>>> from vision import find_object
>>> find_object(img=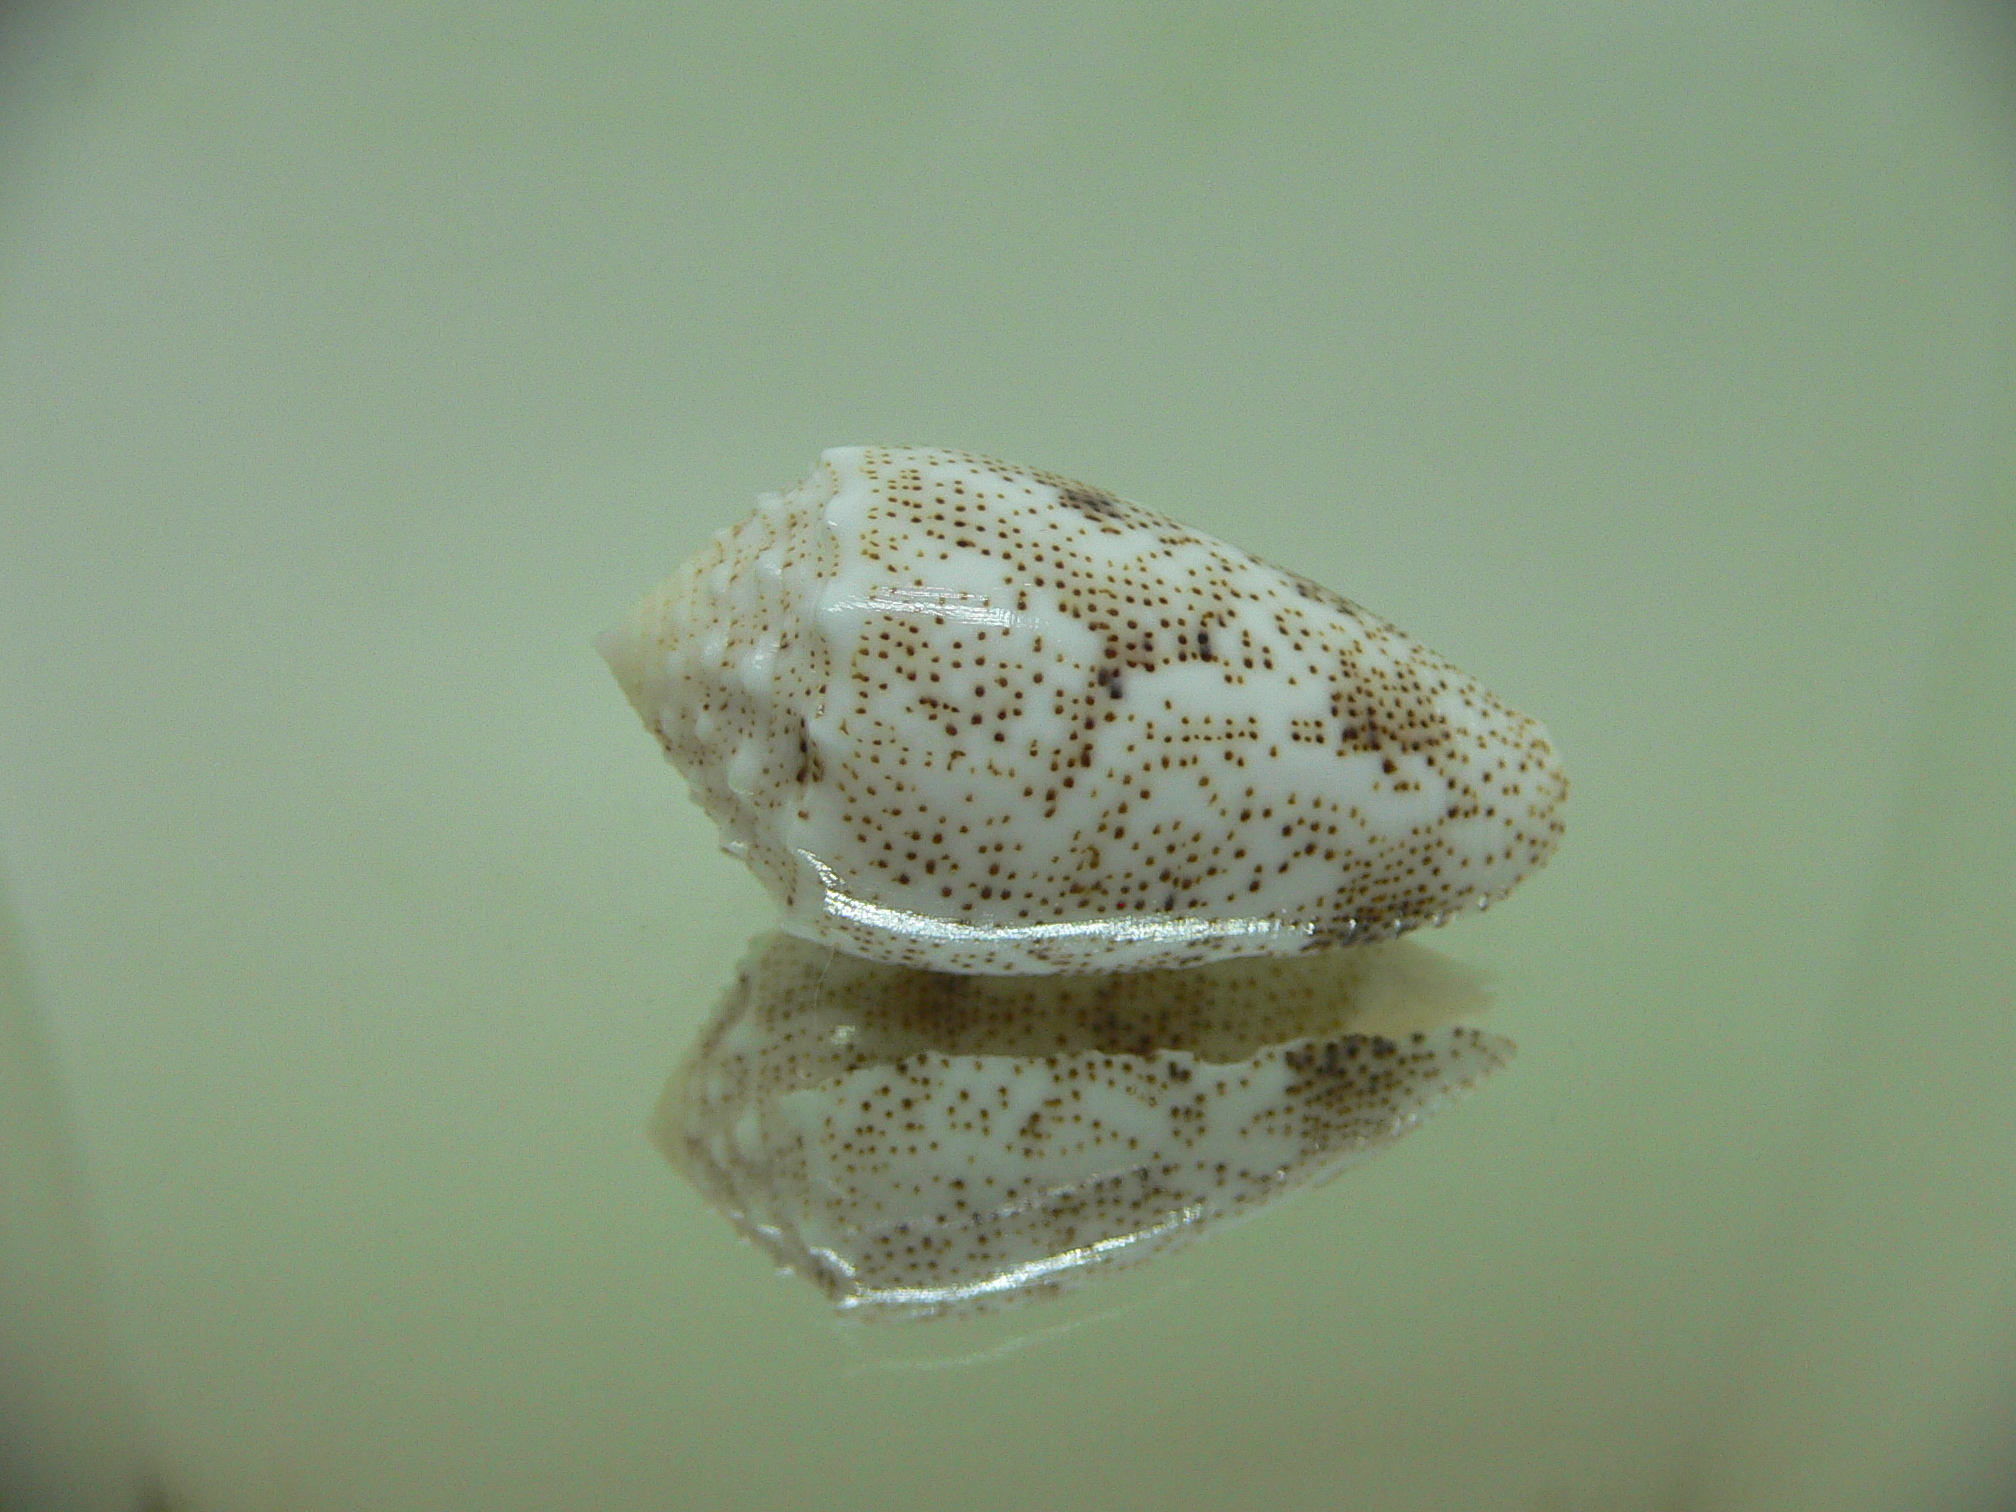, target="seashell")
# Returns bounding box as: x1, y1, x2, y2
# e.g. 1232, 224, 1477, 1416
658, 931, 1511, 1321
602, 447, 1565, 974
